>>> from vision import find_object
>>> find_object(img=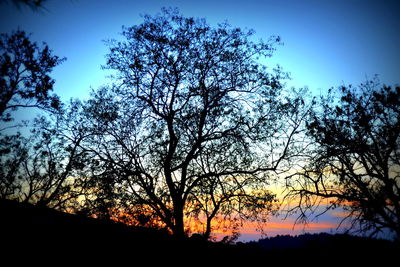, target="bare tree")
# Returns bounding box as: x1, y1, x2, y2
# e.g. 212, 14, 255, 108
285, 79, 400, 240
82, 8, 304, 238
